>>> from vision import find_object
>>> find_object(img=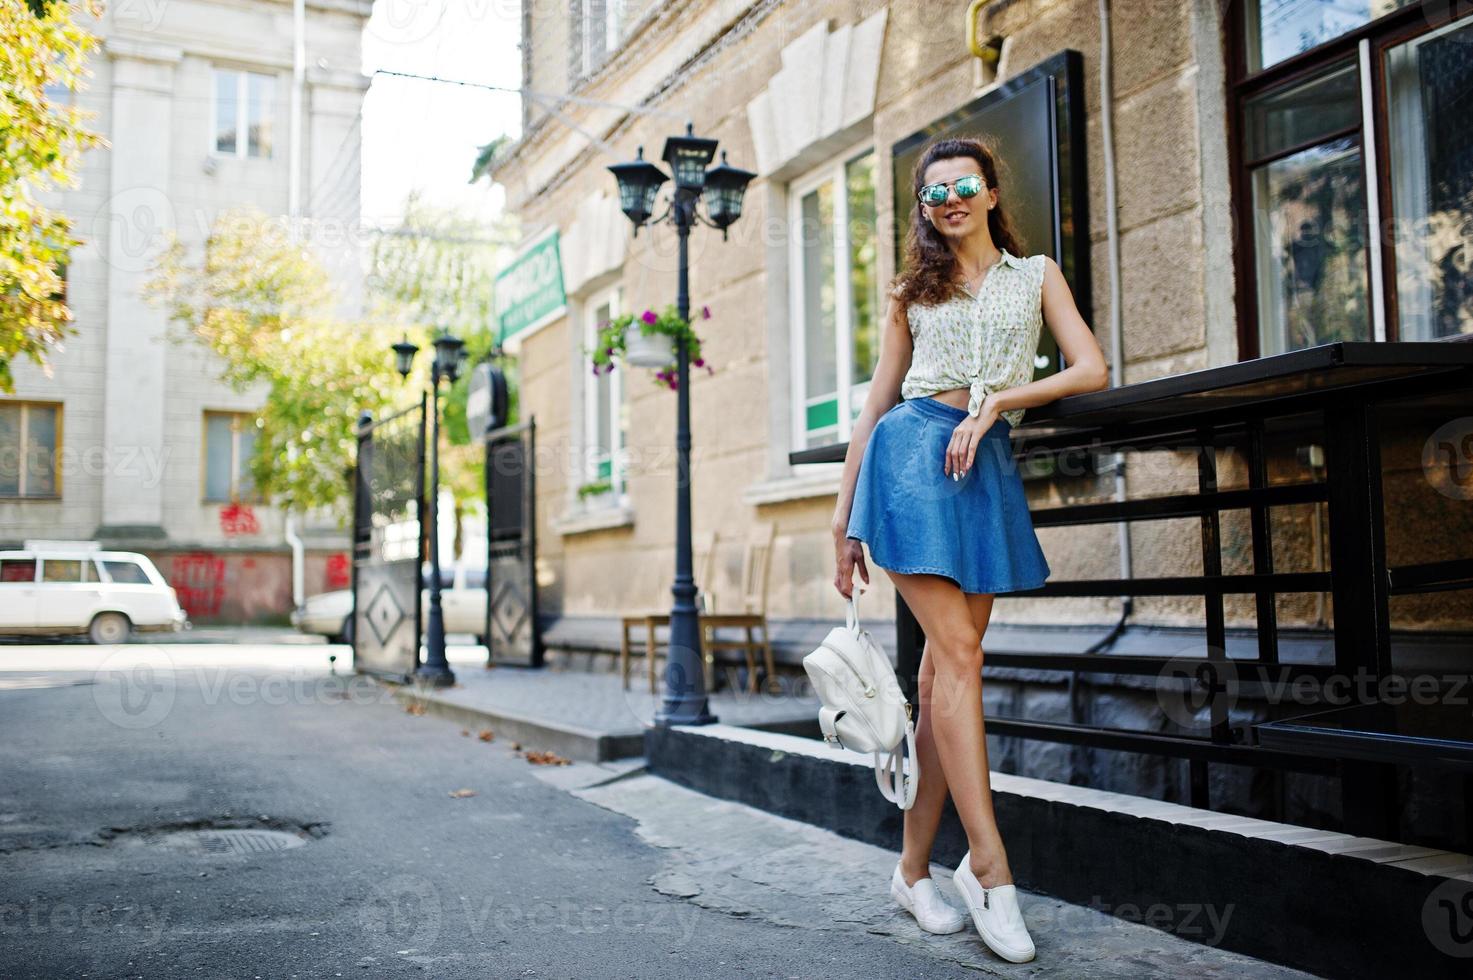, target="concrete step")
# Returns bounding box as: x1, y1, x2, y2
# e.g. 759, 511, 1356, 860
645, 723, 1473, 979
378, 680, 645, 762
